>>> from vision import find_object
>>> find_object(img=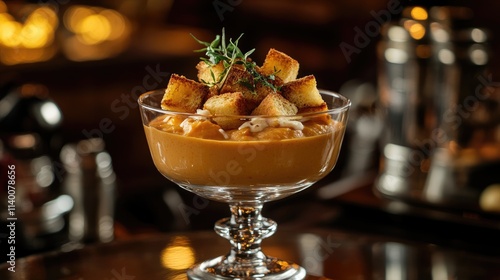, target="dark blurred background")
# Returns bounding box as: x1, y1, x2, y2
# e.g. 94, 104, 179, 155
1, 0, 499, 260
